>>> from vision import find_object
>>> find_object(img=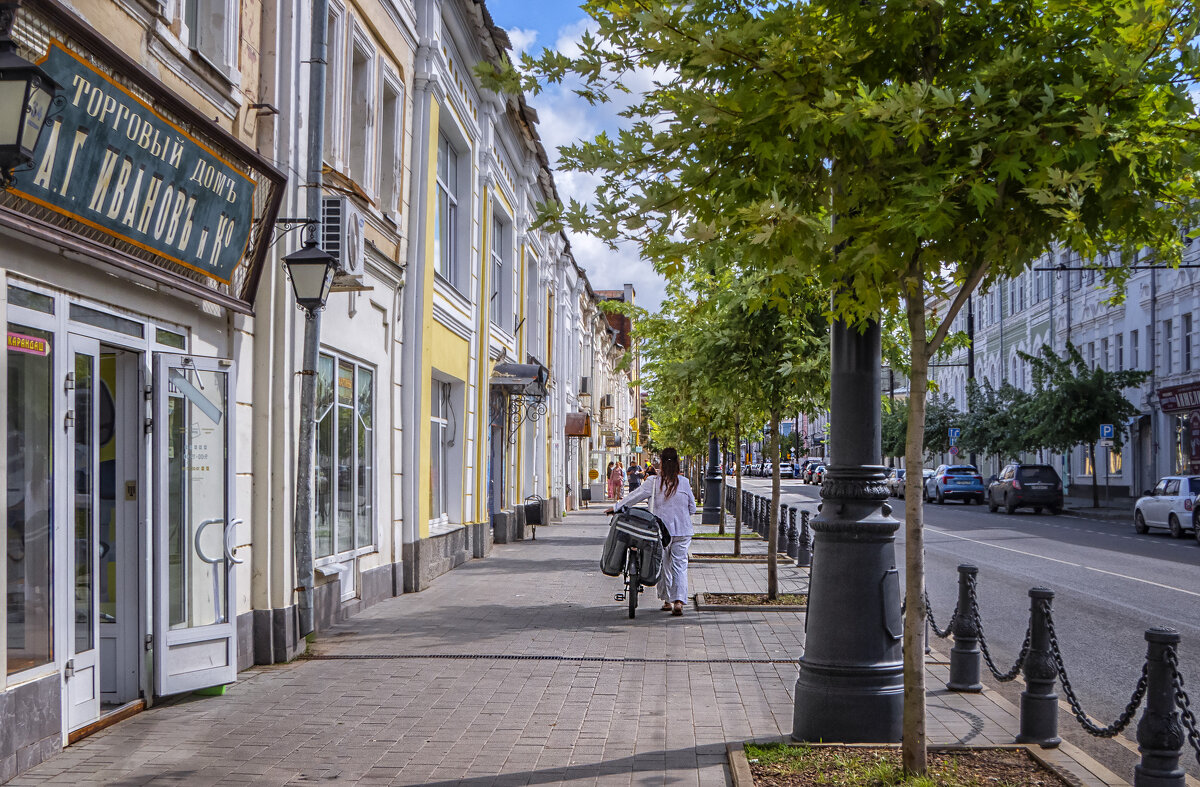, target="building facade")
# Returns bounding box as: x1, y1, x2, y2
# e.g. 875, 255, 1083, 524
0, 0, 639, 779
